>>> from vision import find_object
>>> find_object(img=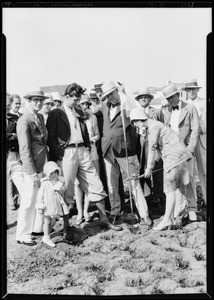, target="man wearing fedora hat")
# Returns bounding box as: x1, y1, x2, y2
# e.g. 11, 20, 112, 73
135, 88, 164, 204
91, 82, 105, 100
16, 88, 48, 246
162, 83, 200, 222
46, 83, 122, 231
100, 81, 152, 226
182, 79, 206, 204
